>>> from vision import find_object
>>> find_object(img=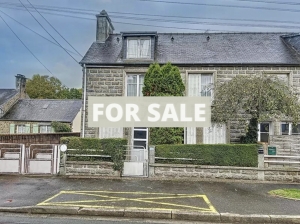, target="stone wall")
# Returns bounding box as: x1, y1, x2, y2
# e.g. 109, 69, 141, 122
0, 132, 80, 147
65, 161, 119, 176
150, 164, 300, 182
84, 66, 300, 142
269, 135, 300, 156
